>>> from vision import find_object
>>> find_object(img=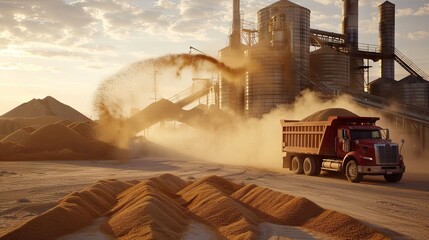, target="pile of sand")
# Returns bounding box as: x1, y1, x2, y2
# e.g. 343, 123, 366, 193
0, 174, 387, 240
0, 123, 121, 161
0, 116, 61, 136
1, 96, 90, 122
